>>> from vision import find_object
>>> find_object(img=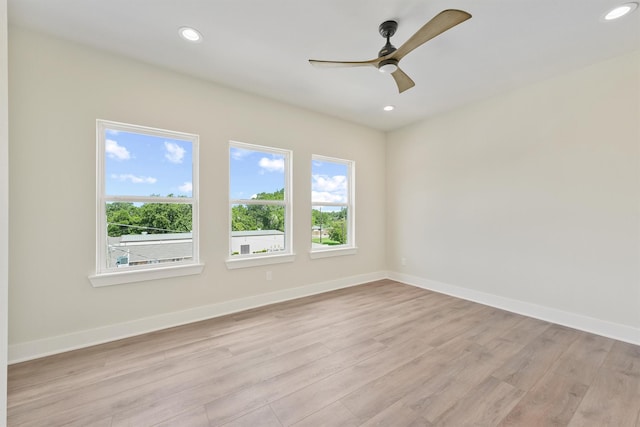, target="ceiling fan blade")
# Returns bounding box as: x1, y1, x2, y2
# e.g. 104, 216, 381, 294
391, 67, 415, 93
391, 9, 471, 61
308, 58, 380, 68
